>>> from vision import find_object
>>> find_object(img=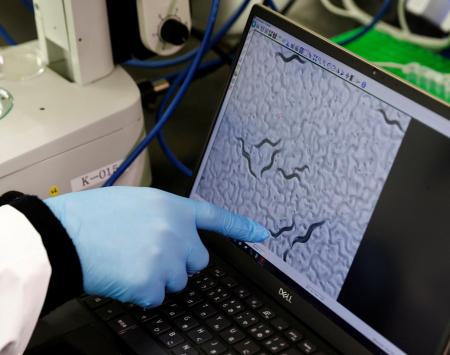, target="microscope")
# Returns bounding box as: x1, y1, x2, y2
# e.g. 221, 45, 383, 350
0, 0, 191, 198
